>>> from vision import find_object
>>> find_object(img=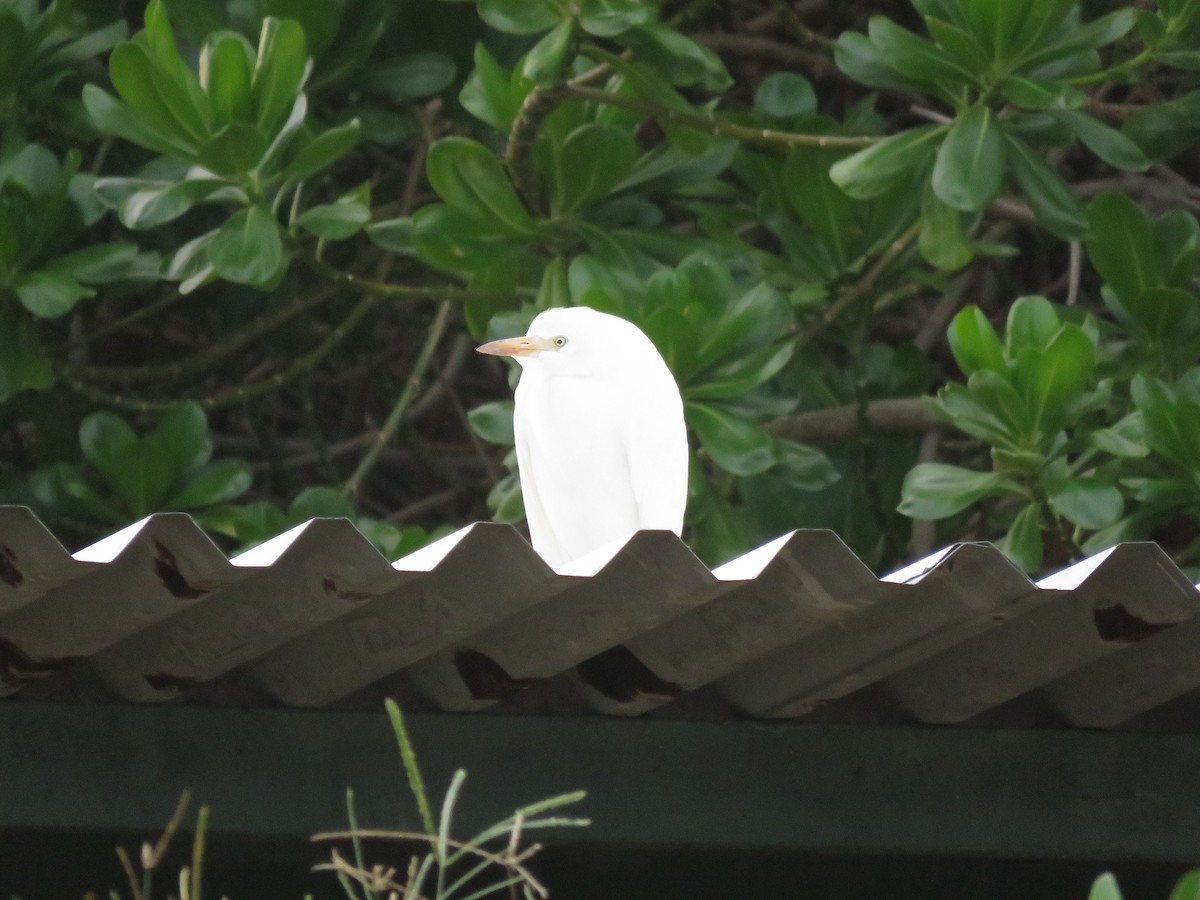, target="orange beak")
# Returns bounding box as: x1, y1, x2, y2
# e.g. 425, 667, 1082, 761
477, 335, 546, 357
